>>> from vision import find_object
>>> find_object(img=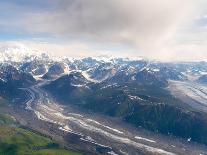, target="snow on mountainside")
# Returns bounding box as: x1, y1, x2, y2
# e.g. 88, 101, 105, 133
1, 43, 207, 83
0, 43, 48, 62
